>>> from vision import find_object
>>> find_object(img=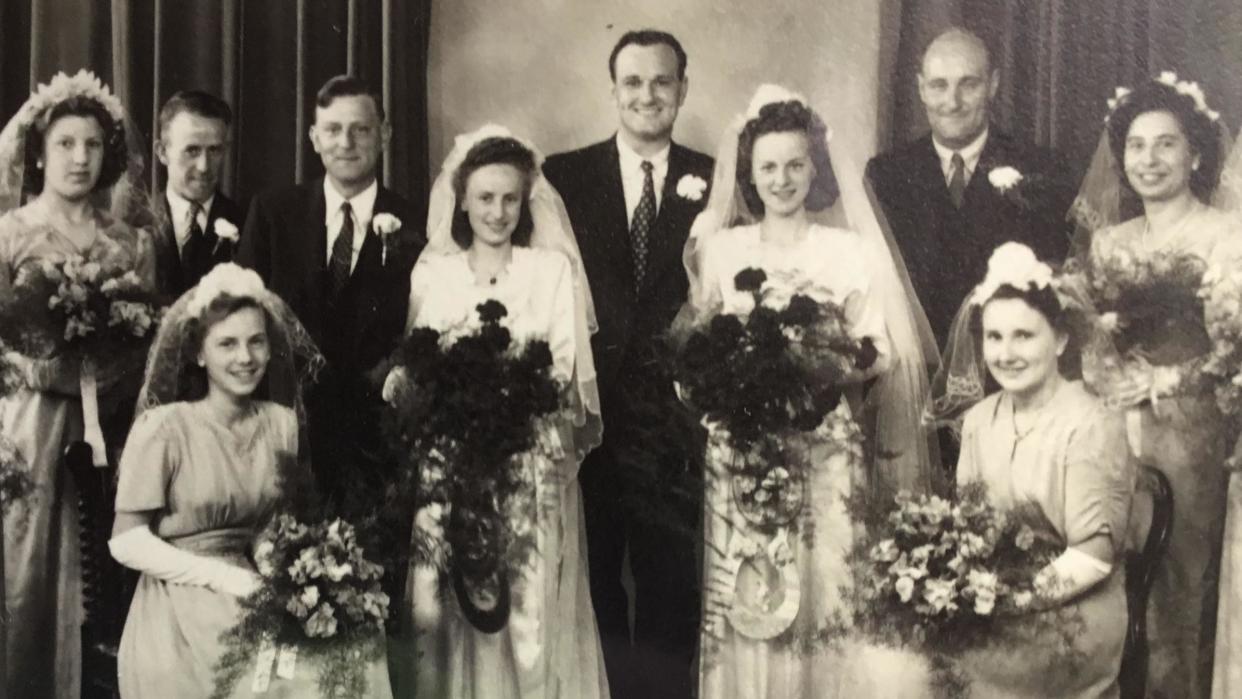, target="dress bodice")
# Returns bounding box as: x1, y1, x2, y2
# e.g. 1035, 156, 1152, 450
0, 203, 155, 293
115, 401, 297, 546
407, 246, 577, 382
696, 223, 891, 370
1090, 204, 1242, 267
957, 381, 1134, 552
